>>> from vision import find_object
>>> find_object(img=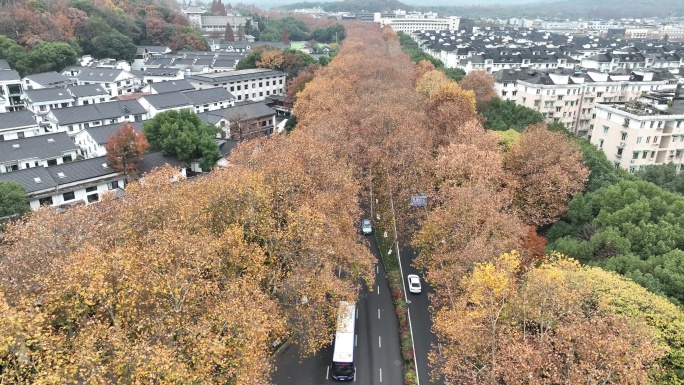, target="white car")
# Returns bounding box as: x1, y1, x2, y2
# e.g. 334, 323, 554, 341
407, 274, 422, 294
361, 219, 373, 235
